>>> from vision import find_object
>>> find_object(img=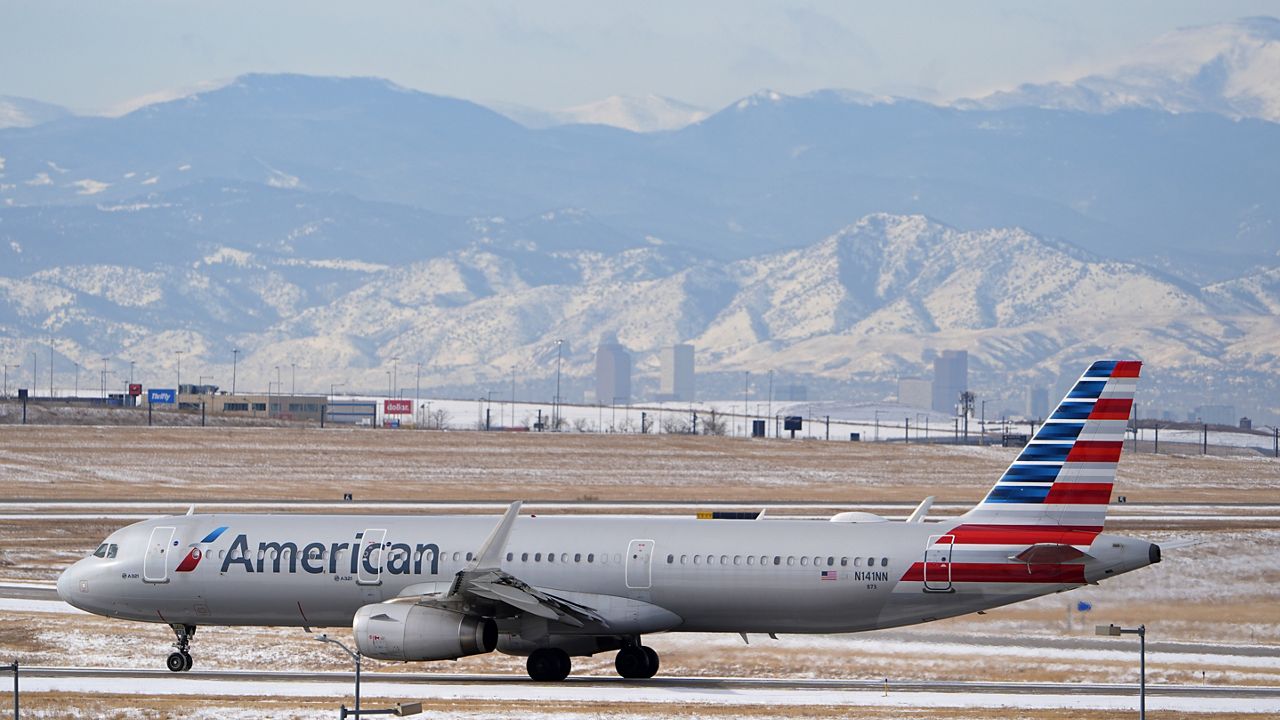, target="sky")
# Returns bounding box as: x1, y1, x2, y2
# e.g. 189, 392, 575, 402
3, 1, 1279, 114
